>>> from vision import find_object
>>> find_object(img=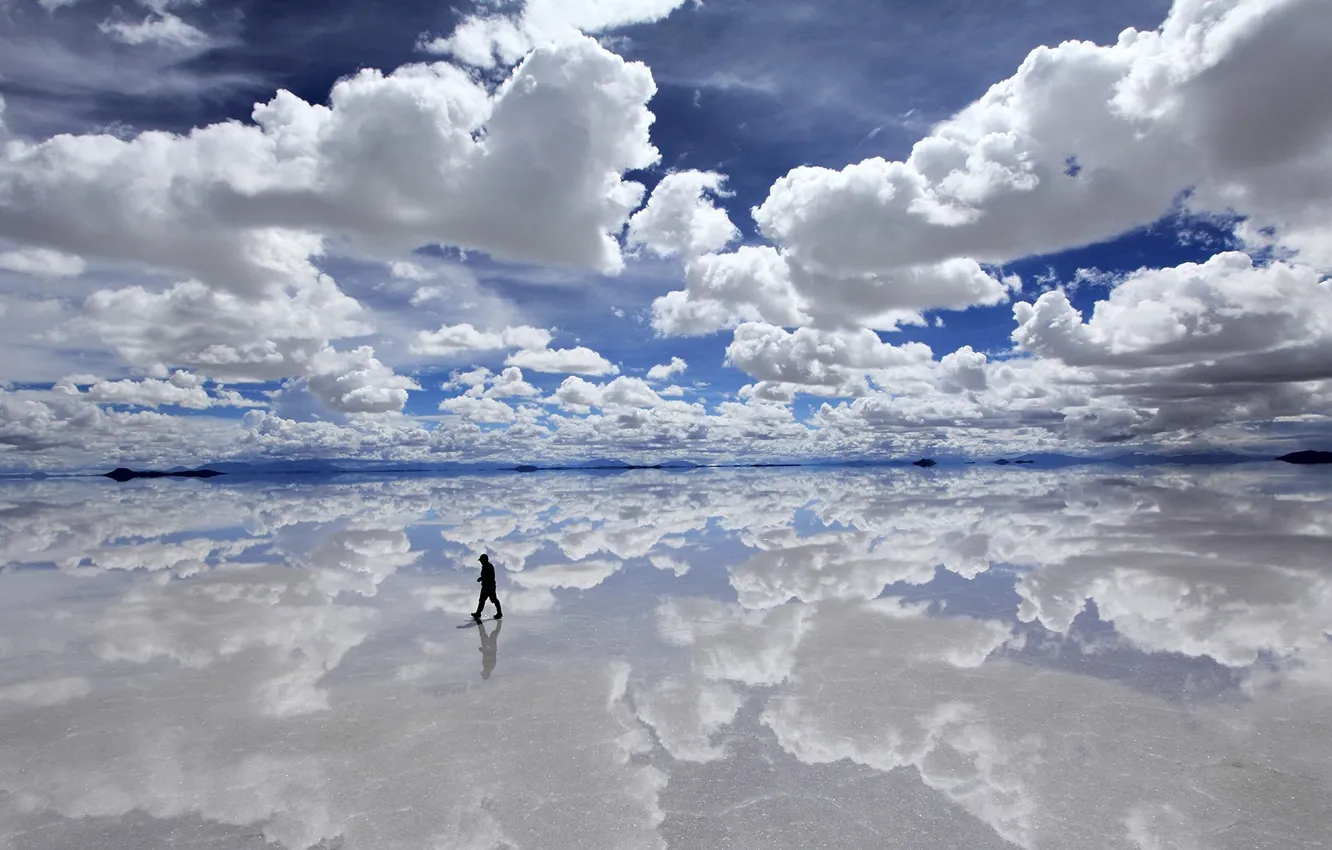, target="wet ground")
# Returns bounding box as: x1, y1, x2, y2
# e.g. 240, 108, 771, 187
1, 464, 1330, 849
